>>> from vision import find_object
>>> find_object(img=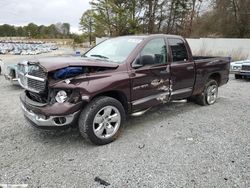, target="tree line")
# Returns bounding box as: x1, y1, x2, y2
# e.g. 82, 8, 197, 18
1, 0, 249, 42
80, 0, 250, 41
0, 23, 70, 39
193, 0, 250, 38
